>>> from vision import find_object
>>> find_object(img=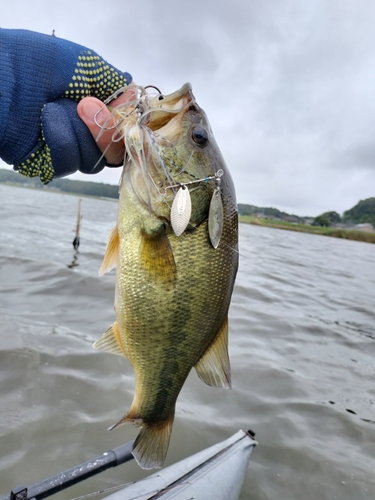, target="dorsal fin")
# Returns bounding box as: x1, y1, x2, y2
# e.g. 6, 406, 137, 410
99, 226, 119, 276
195, 316, 231, 389
93, 322, 127, 357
